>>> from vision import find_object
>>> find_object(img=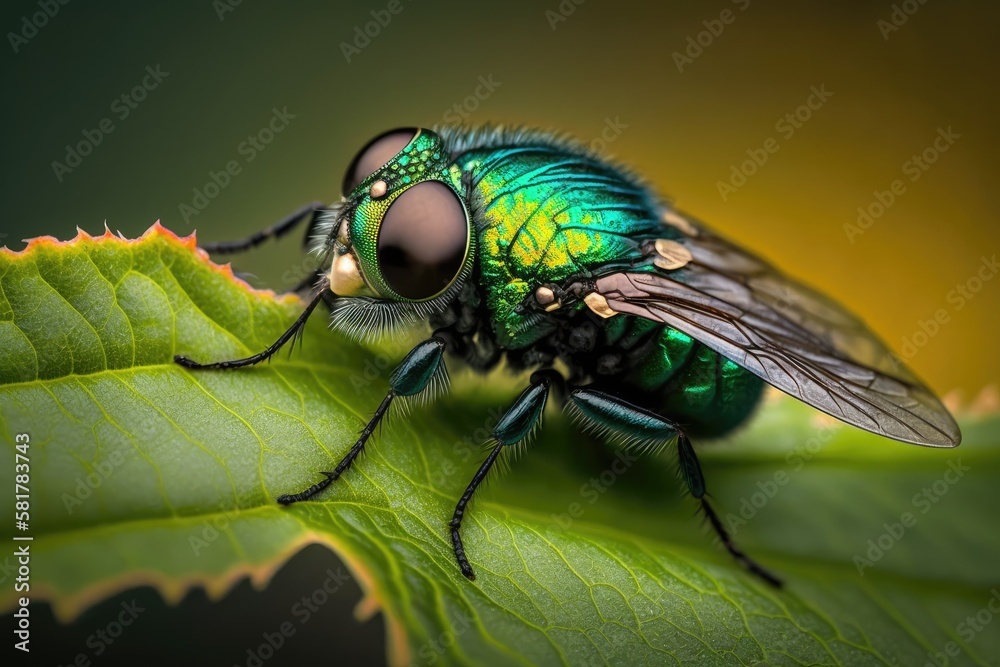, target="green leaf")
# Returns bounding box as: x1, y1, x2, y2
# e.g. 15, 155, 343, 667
1, 224, 998, 666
